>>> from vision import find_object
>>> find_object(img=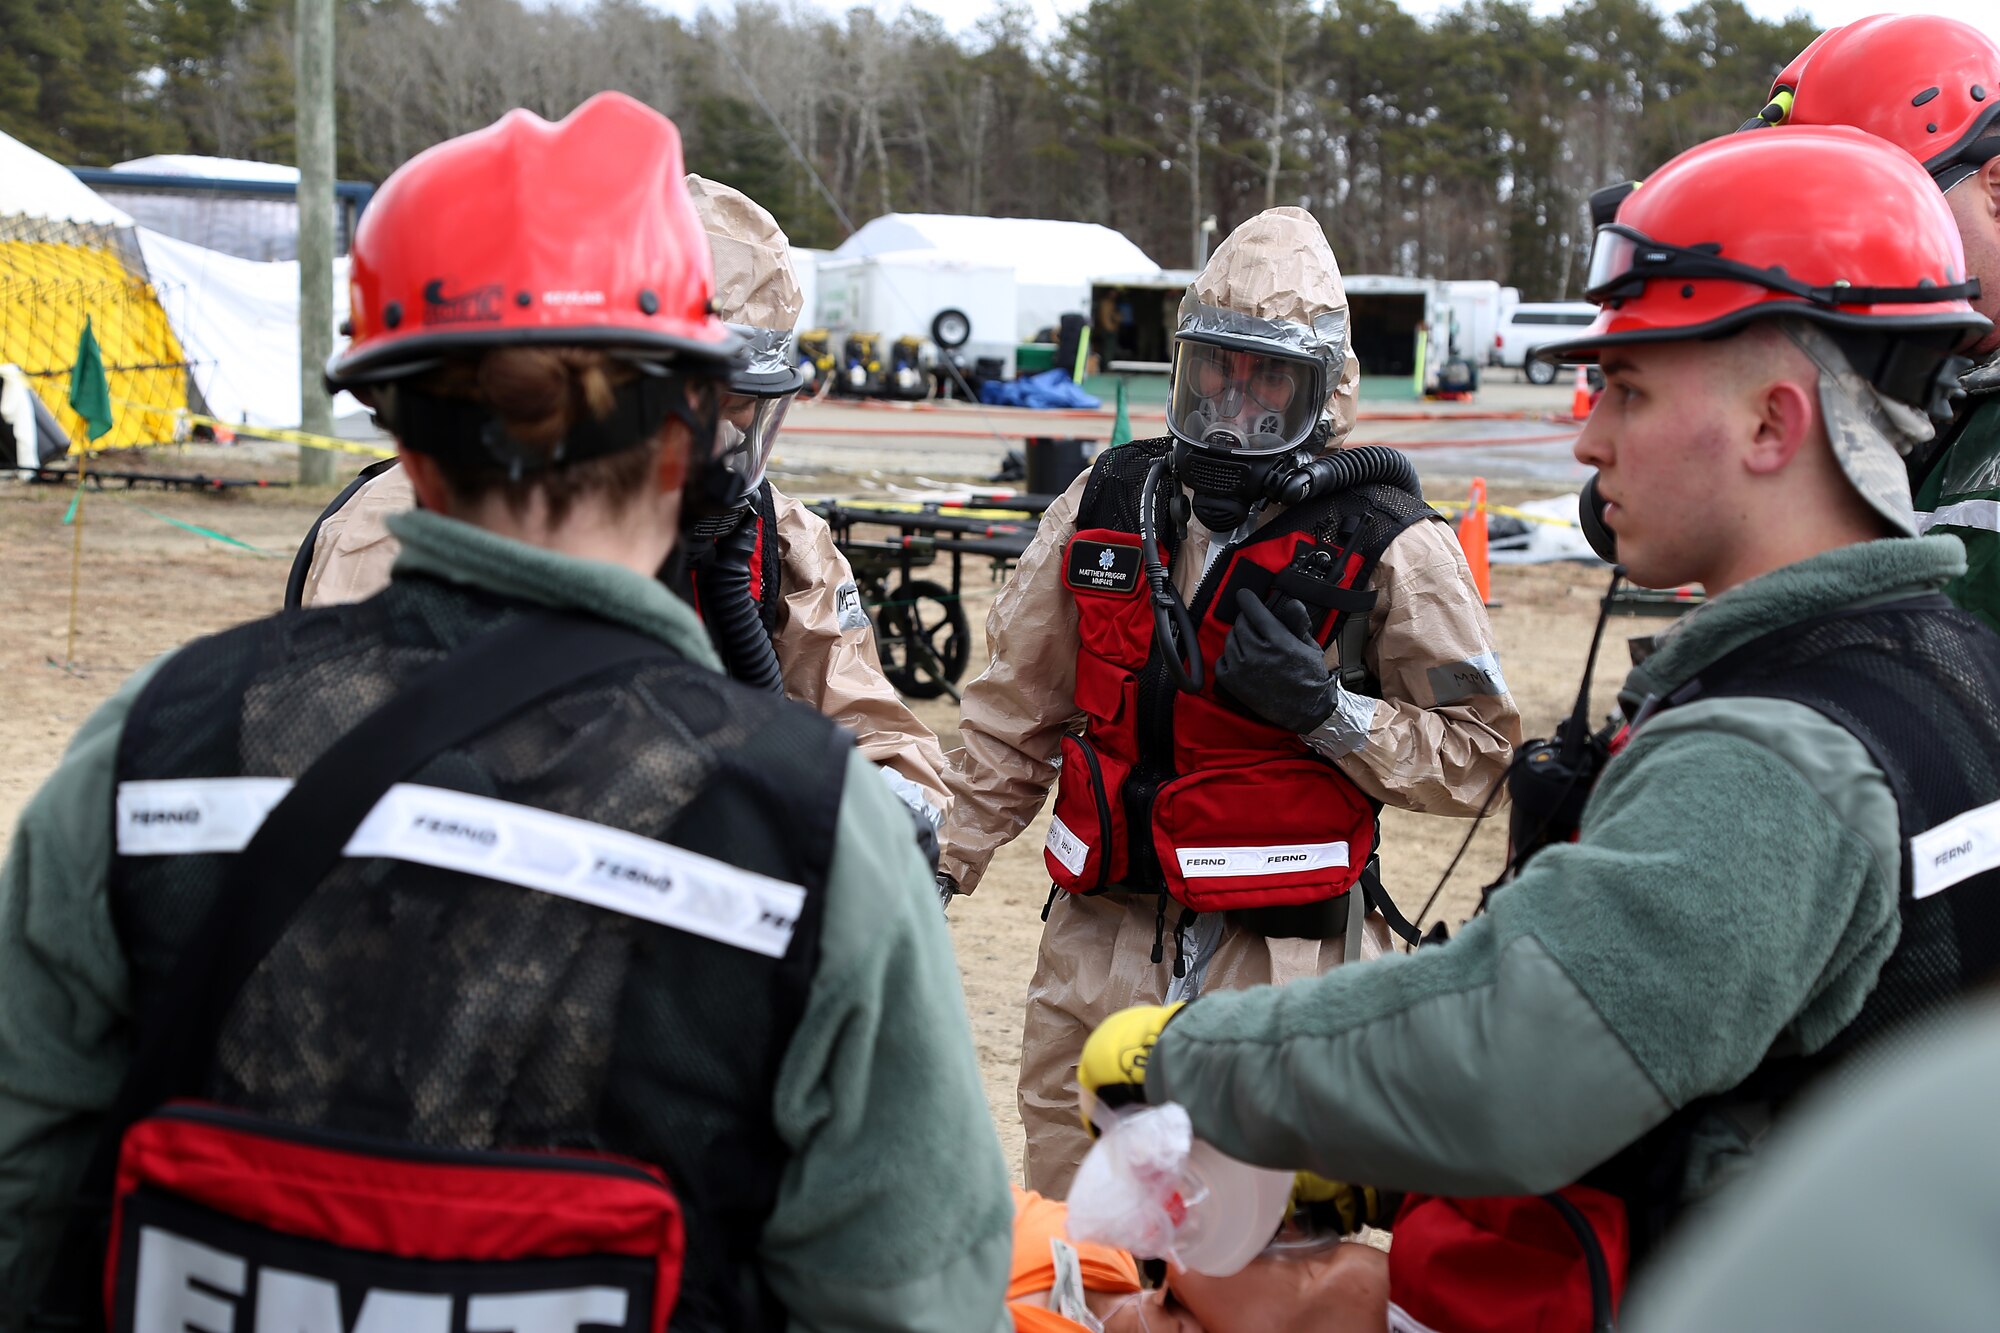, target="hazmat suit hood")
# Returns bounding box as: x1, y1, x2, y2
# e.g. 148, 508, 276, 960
686, 173, 803, 332
1185, 206, 1361, 446
684, 174, 806, 516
